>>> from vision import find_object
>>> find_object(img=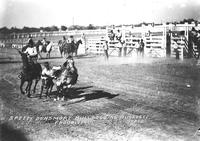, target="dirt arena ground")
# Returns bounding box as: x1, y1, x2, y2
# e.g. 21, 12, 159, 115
1, 48, 200, 141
